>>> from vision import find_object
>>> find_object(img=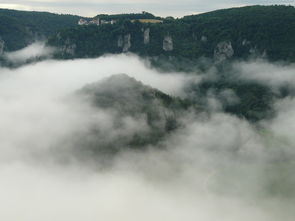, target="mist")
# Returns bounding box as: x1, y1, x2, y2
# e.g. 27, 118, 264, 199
3, 42, 56, 64
0, 48, 295, 220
